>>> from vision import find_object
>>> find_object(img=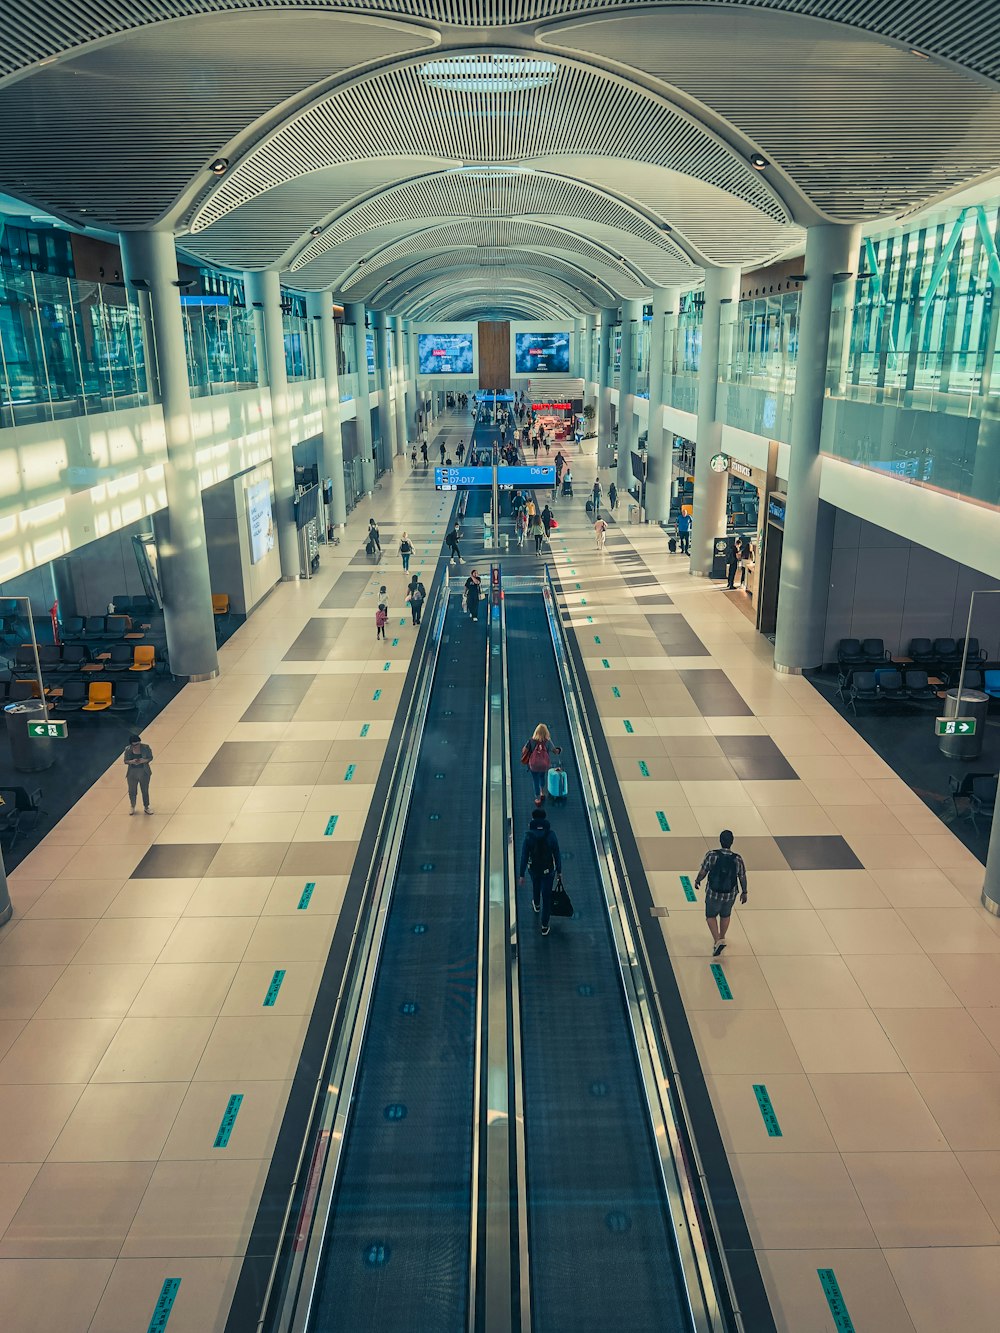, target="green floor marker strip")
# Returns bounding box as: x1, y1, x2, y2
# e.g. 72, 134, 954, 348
324, 815, 339, 837
576, 583, 581, 589
817, 1269, 856, 1333
586, 616, 593, 623
214, 1093, 244, 1147
594, 635, 601, 643
680, 874, 696, 901
383, 661, 391, 671
344, 764, 356, 781
399, 618, 406, 626
624, 719, 634, 733
360, 723, 370, 737
601, 658, 610, 668
297, 882, 316, 910
373, 688, 382, 701
710, 964, 733, 1000
263, 968, 286, 1006
753, 1084, 783, 1137
147, 1278, 182, 1333
581, 598, 587, 605
612, 686, 621, 698
392, 637, 399, 646
656, 810, 670, 831
638, 760, 650, 776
